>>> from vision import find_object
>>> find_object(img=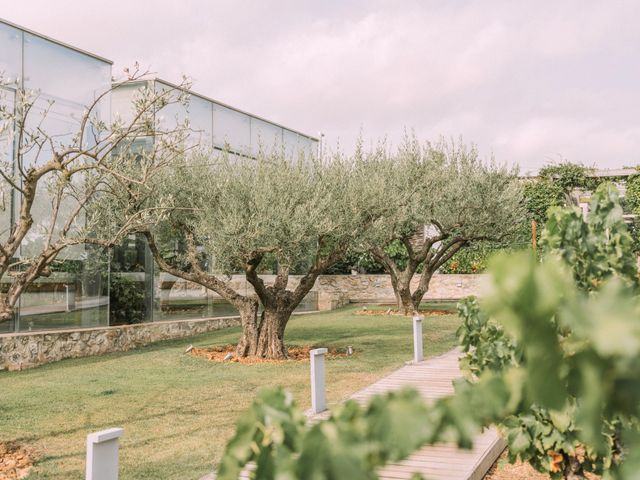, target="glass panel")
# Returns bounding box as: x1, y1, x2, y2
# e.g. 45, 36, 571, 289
294, 291, 318, 313
153, 268, 238, 321
19, 33, 111, 256
19, 97, 86, 259
283, 129, 300, 160
111, 82, 147, 125
0, 87, 15, 245
300, 136, 318, 159
14, 32, 112, 331
153, 268, 317, 321
154, 81, 187, 134
0, 22, 22, 85
23, 32, 111, 105
212, 104, 250, 154
17, 249, 109, 331
250, 118, 282, 154
187, 95, 213, 149
109, 234, 153, 325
